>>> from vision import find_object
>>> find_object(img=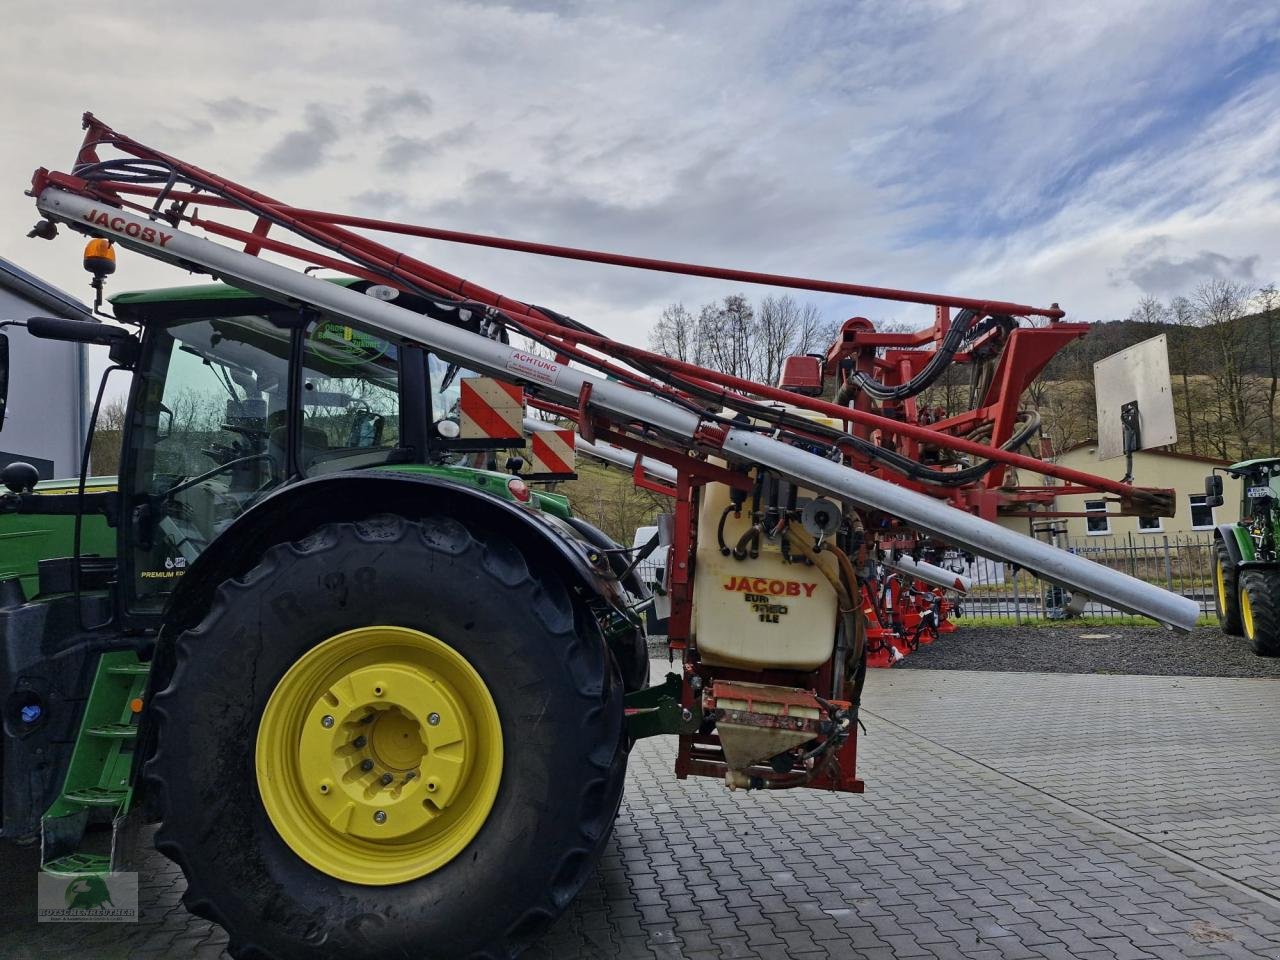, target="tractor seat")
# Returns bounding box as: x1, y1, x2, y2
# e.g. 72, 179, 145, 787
269, 425, 330, 475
